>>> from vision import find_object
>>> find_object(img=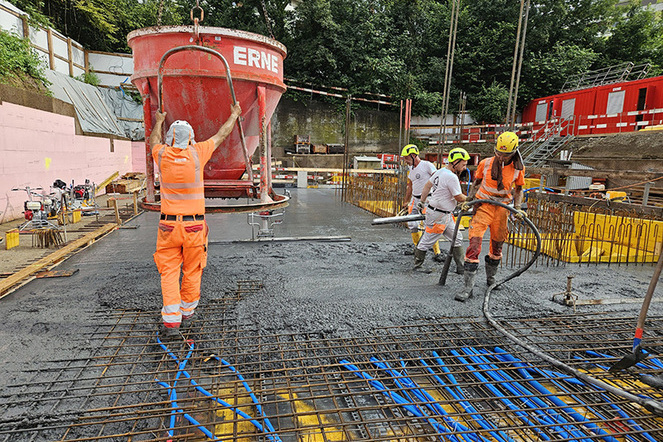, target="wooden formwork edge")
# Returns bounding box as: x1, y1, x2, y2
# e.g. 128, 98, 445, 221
0, 223, 118, 300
